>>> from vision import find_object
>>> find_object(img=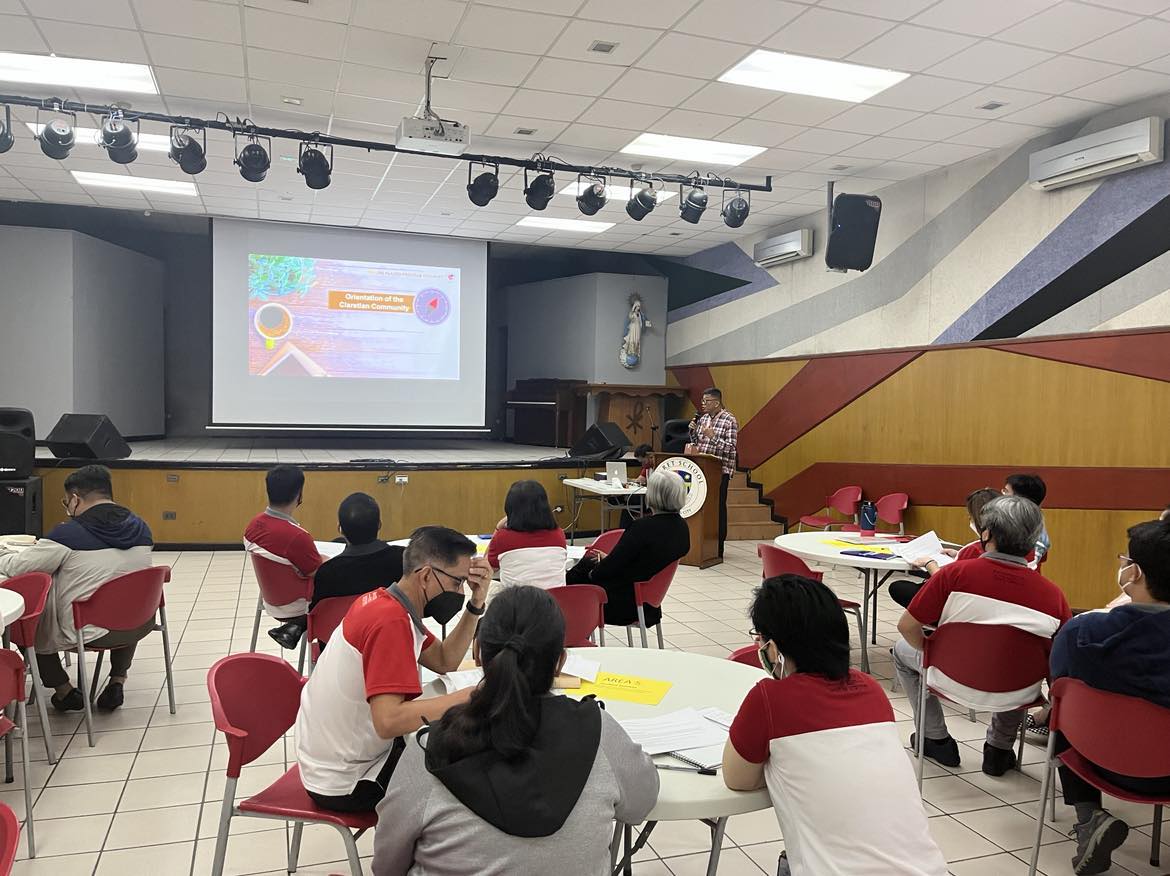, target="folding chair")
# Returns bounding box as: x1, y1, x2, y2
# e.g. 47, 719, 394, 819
248, 553, 312, 673
208, 652, 373, 876
0, 652, 33, 857
587, 529, 624, 556
548, 585, 608, 647
798, 486, 862, 531
0, 801, 18, 875
627, 561, 680, 649
0, 573, 56, 762
840, 492, 909, 535
305, 594, 360, 675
